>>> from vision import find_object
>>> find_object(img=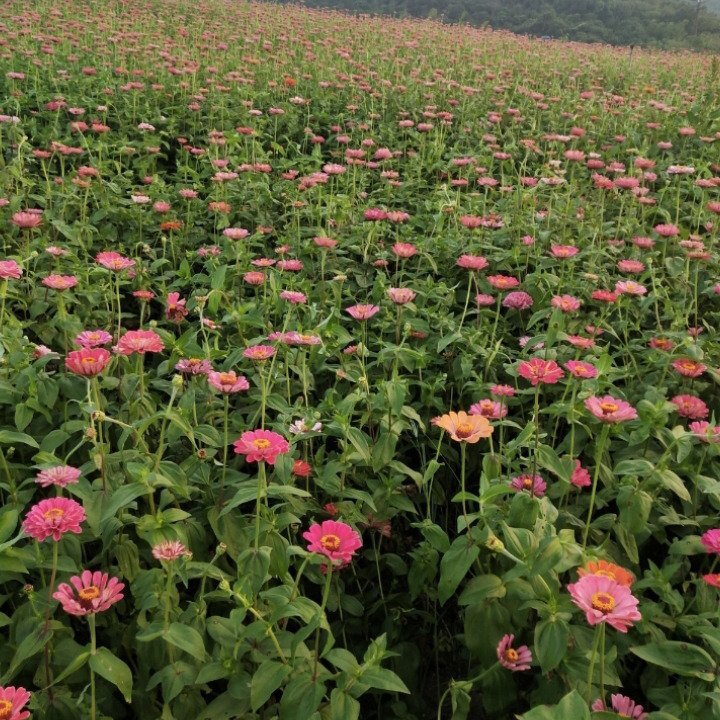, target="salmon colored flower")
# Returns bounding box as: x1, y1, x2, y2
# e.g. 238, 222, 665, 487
53, 570, 124, 615
292, 459, 312, 478
584, 395, 637, 423
0, 686, 31, 720
517, 358, 564, 386
434, 411, 493, 443
346, 304, 379, 321
457, 254, 489, 270
243, 345, 275, 361
672, 358, 706, 378
578, 560, 634, 587
671, 395, 708, 419
567, 575, 641, 633
114, 330, 164, 356
96, 251, 135, 271
303, 520, 362, 568
66, 348, 112, 376
207, 371, 249, 394
551, 294, 581, 312
42, 274, 77, 290
152, 540, 191, 562
564, 360, 597, 379
23, 497, 85, 542
497, 634, 532, 671
0, 260, 22, 280
12, 211, 43, 229
233, 429, 289, 464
